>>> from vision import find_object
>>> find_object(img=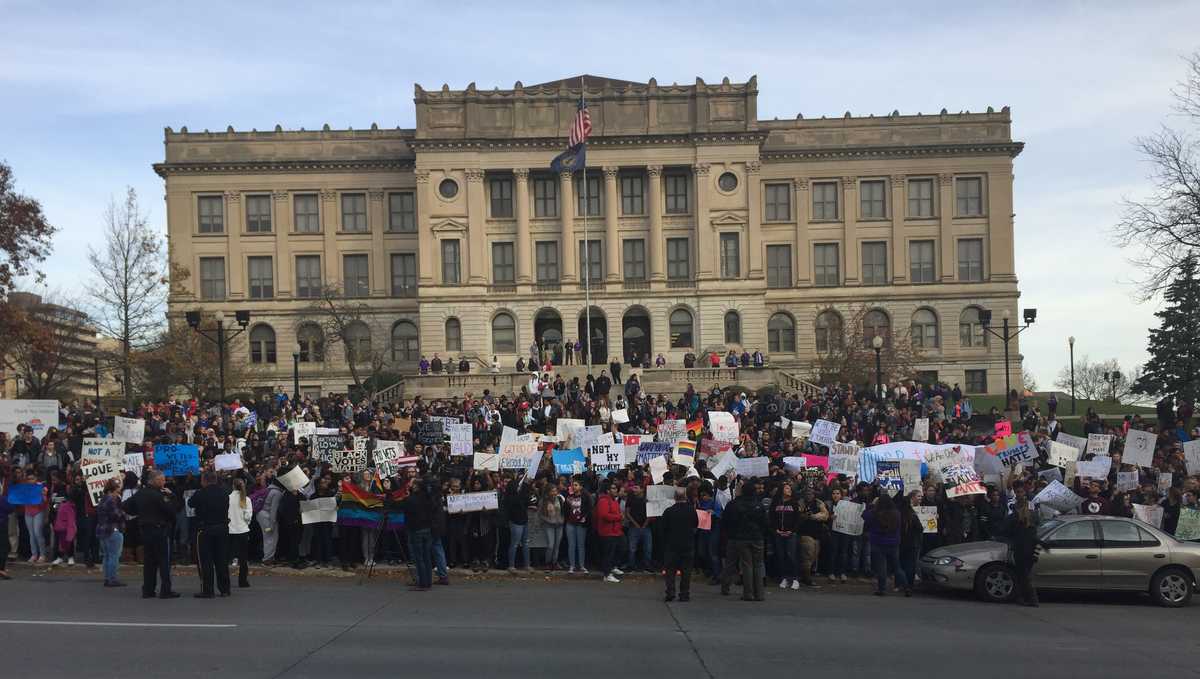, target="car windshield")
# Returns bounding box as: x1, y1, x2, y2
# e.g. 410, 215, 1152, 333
1037, 519, 1065, 539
